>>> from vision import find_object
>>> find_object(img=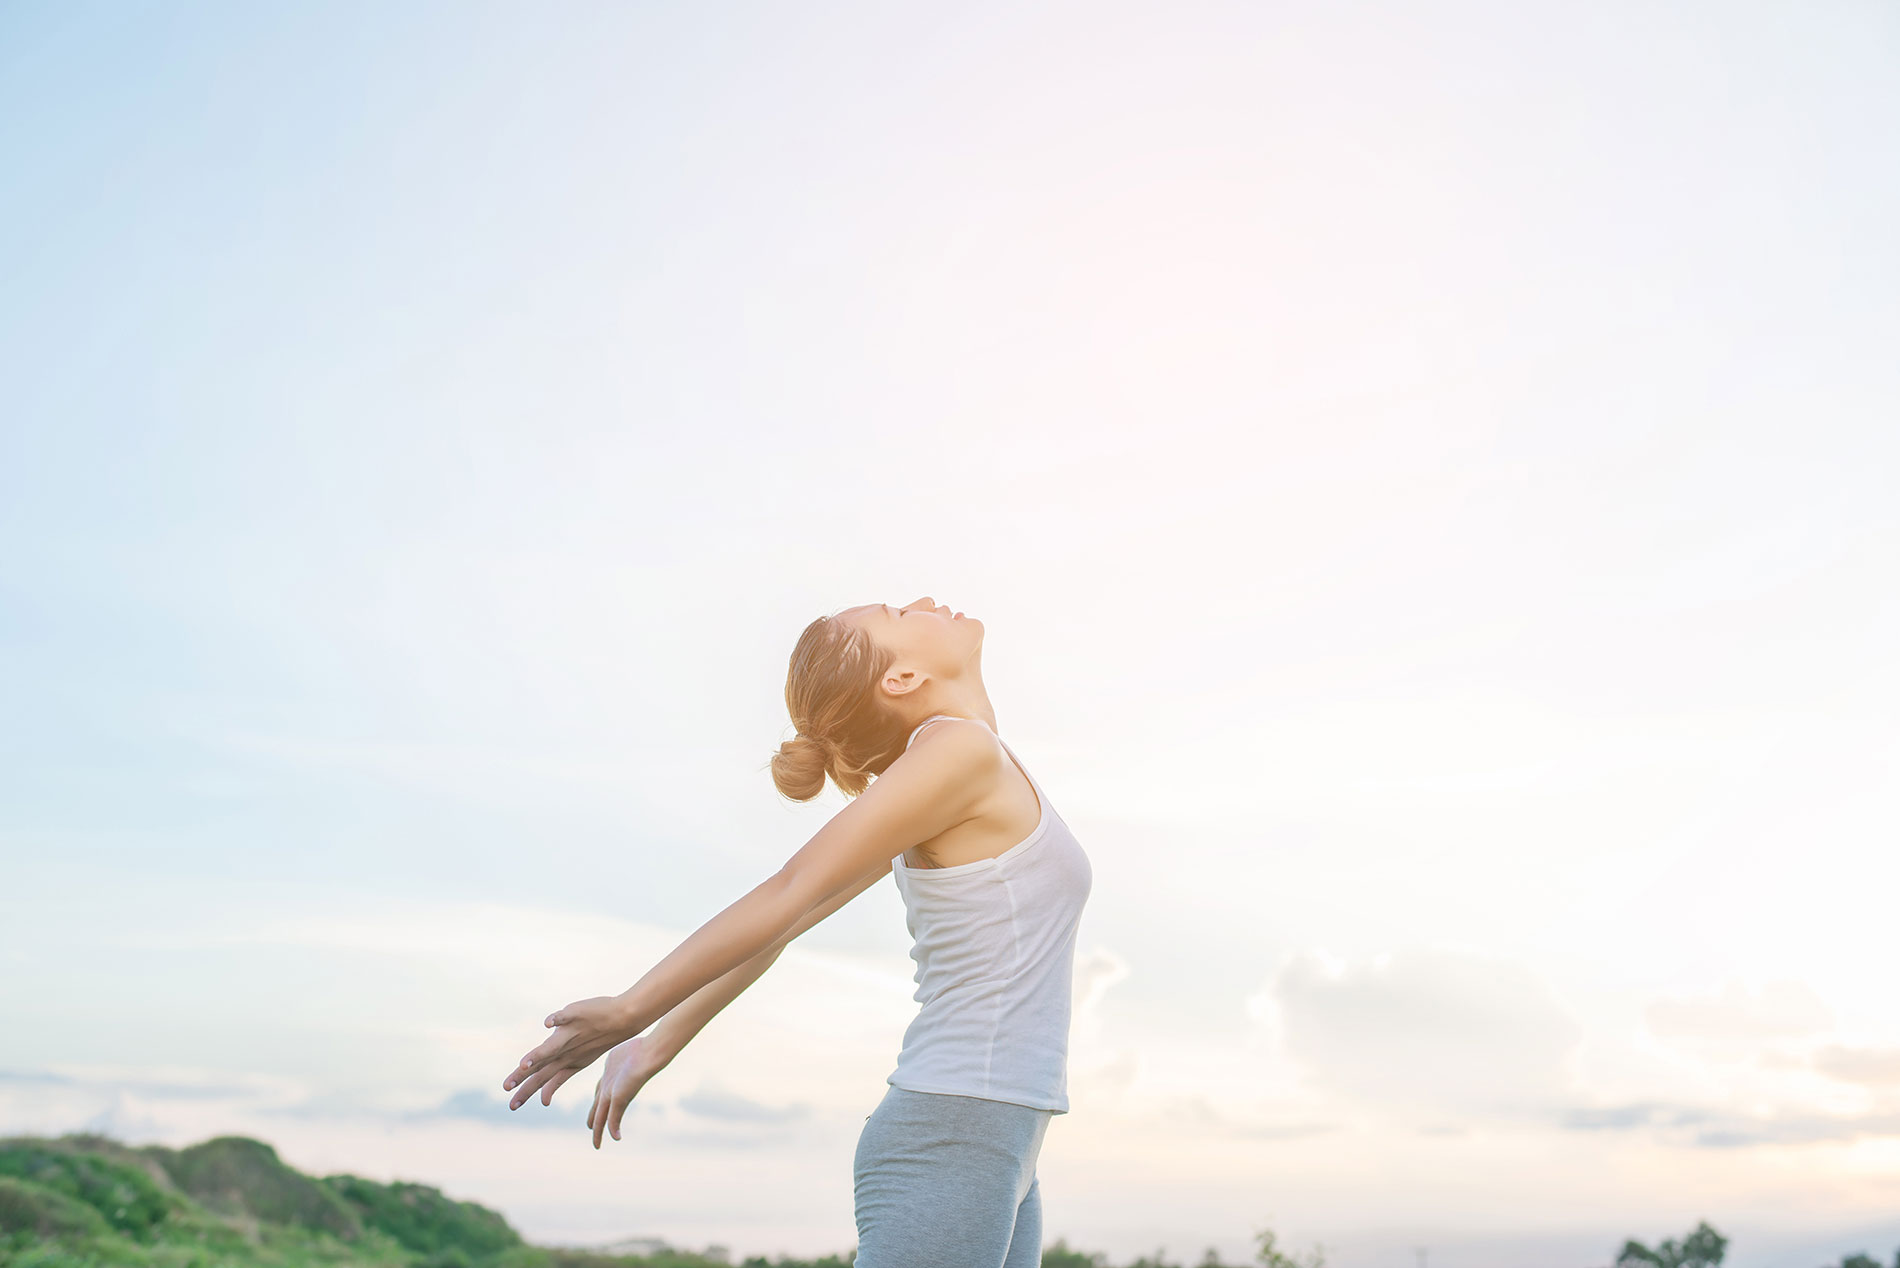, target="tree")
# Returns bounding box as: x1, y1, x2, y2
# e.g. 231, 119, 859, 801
1254, 1226, 1327, 1268
1039, 1238, 1109, 1268
1614, 1220, 1727, 1268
